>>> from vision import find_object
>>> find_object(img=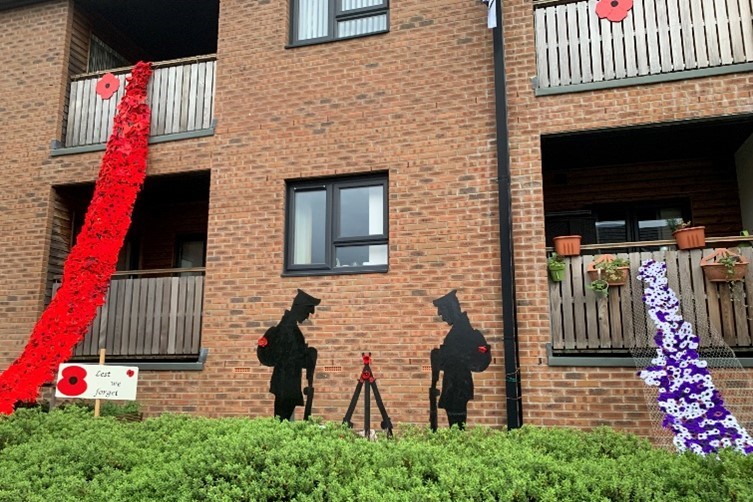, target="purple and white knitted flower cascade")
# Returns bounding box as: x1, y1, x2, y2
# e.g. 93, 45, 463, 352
638, 259, 753, 455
